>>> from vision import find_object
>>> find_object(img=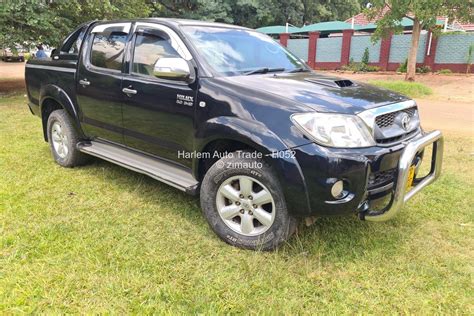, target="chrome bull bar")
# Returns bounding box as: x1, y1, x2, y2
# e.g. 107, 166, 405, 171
364, 130, 444, 222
